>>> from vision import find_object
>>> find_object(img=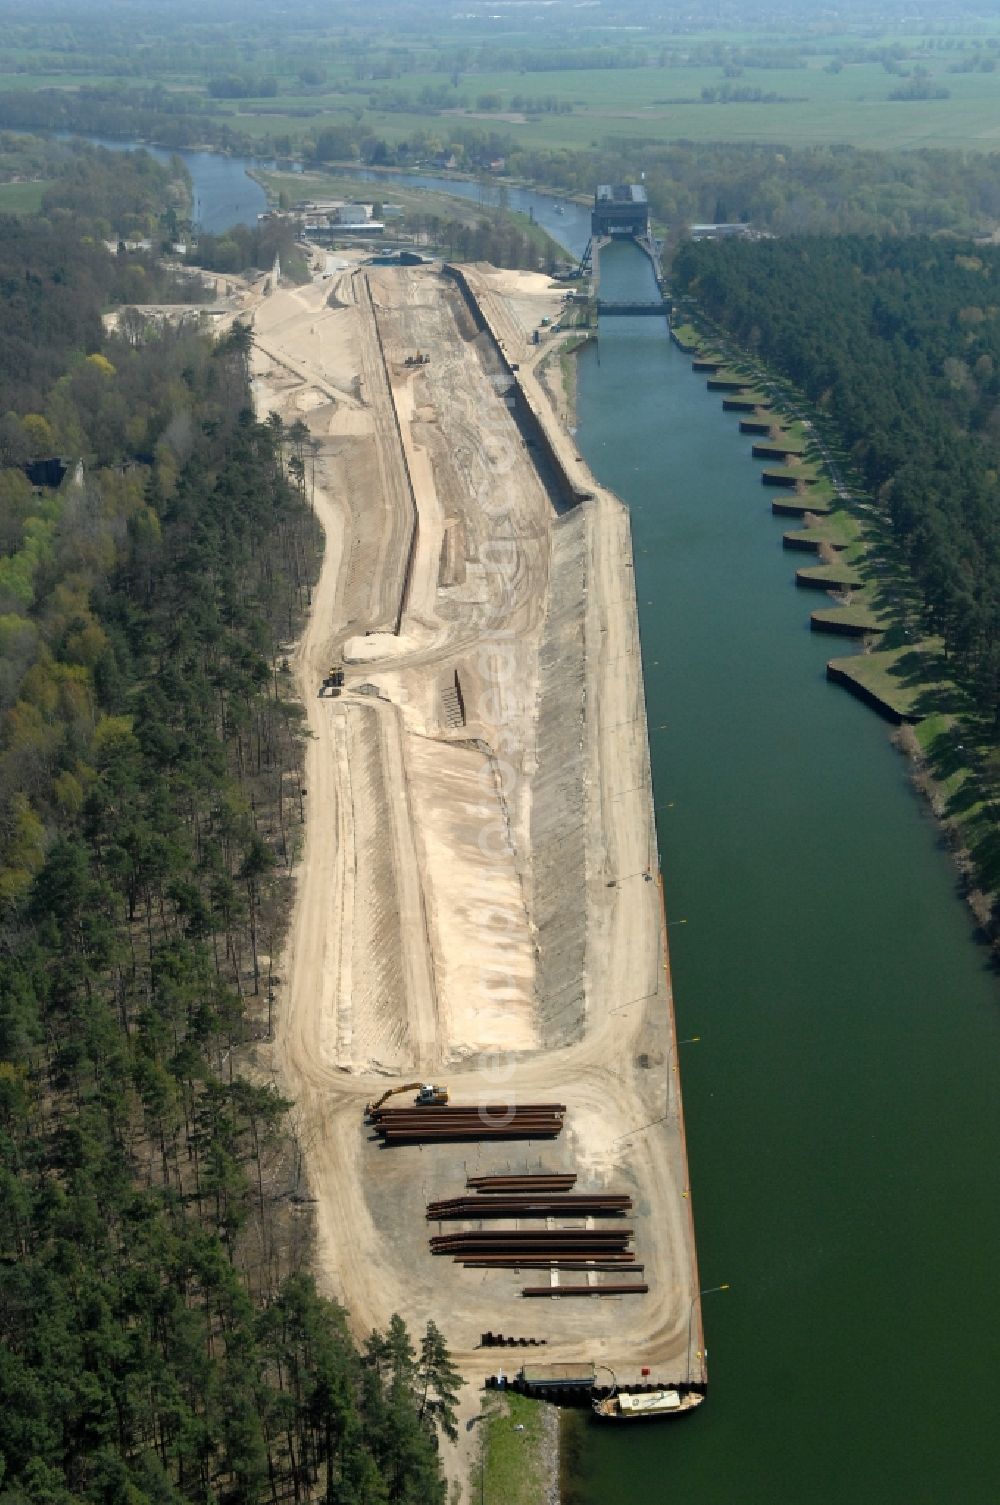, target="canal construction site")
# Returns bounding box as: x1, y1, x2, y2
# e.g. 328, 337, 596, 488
251, 253, 703, 1462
